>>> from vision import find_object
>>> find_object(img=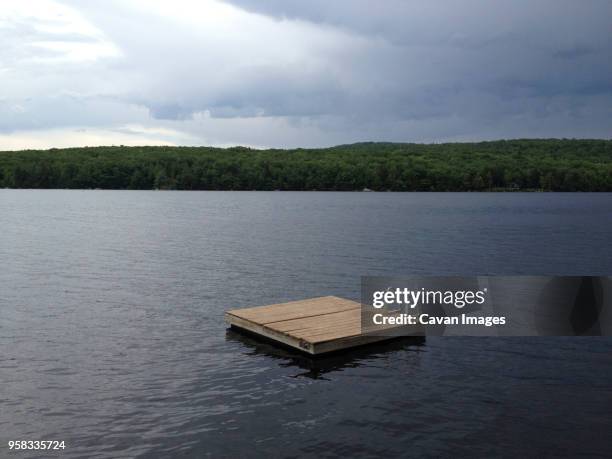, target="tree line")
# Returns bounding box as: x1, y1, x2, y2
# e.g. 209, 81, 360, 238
1, 139, 611, 191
